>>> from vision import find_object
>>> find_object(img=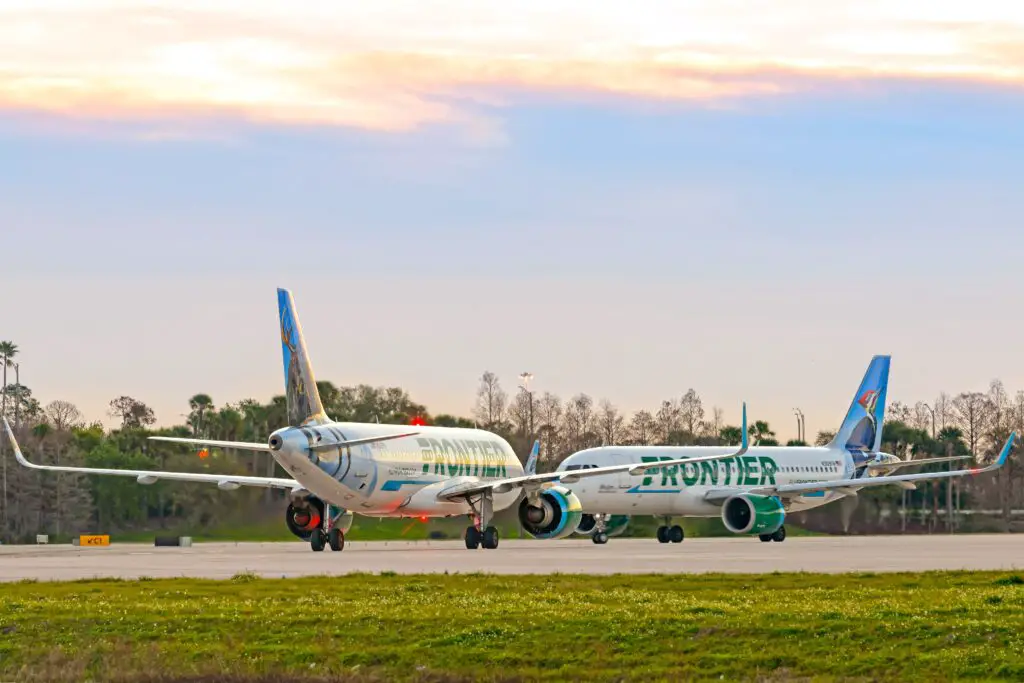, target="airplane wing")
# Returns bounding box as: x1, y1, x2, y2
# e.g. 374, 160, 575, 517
864, 455, 970, 472
149, 430, 420, 453
757, 432, 1016, 498
439, 404, 751, 501
148, 436, 273, 452
4, 418, 298, 490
